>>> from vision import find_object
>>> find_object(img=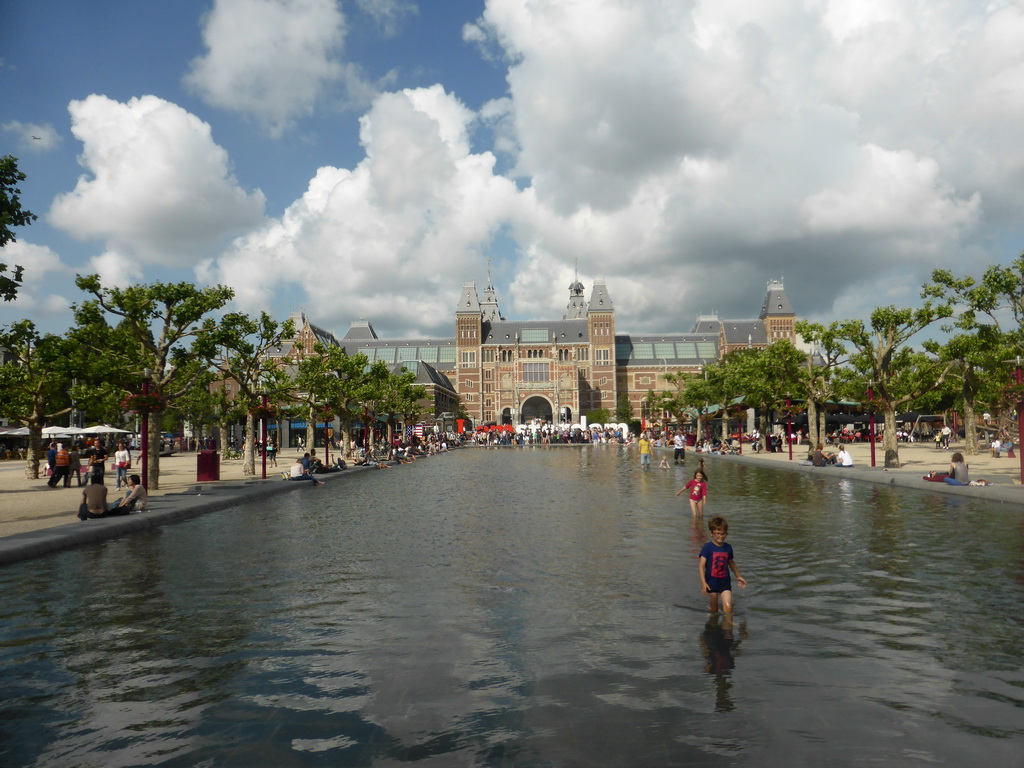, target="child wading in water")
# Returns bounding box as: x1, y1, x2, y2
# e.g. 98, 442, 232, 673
676, 470, 708, 516
699, 516, 747, 613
